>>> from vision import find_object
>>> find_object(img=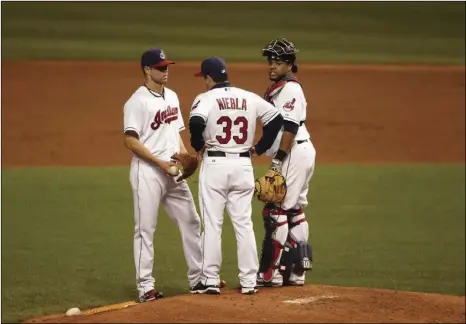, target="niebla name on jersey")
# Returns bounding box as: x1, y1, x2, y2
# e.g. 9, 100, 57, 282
151, 106, 179, 130
216, 98, 248, 111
